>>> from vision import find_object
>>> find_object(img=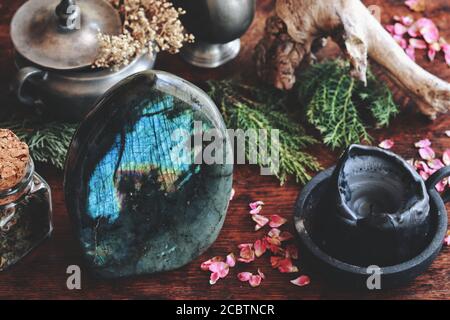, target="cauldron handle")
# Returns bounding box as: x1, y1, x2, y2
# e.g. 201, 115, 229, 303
426, 166, 450, 203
